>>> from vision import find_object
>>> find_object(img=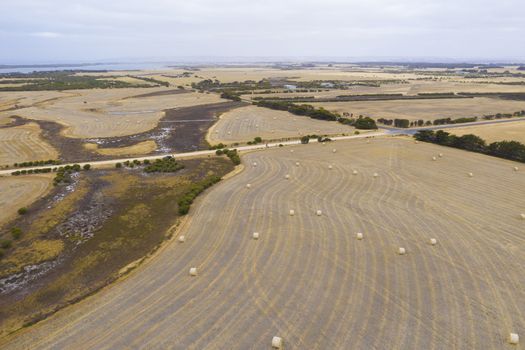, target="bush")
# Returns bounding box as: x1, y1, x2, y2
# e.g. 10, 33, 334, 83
0, 249, 4, 259
301, 136, 310, 144
18, 207, 28, 215
177, 175, 222, 215
254, 136, 262, 144
116, 162, 122, 168
83, 164, 91, 171
0, 239, 12, 249
11, 227, 22, 239
144, 157, 185, 173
